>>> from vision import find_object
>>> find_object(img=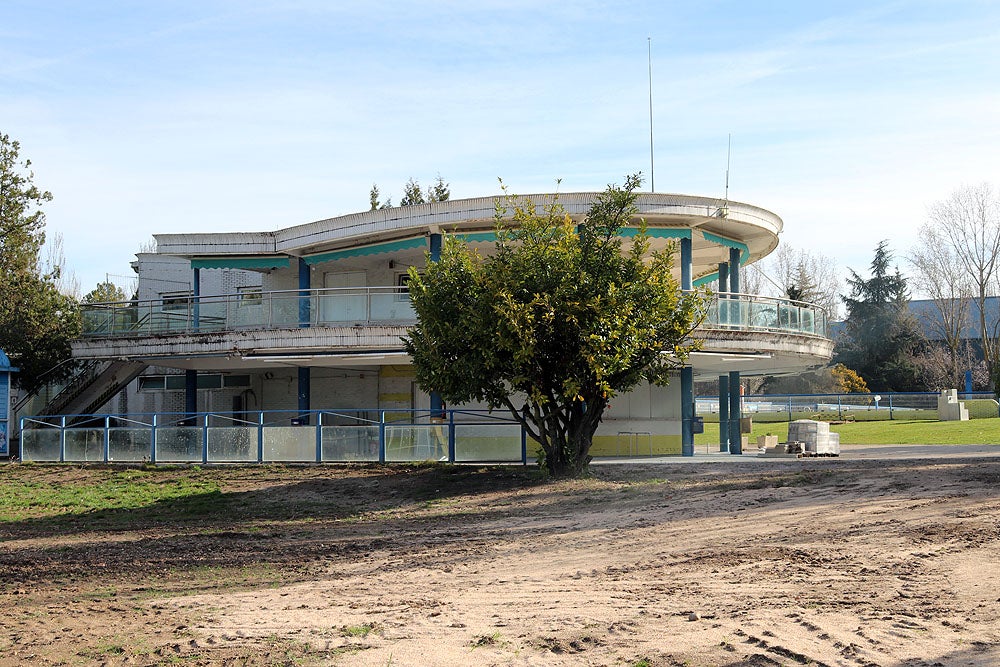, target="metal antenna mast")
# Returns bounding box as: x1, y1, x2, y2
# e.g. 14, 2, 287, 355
648, 37, 655, 193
